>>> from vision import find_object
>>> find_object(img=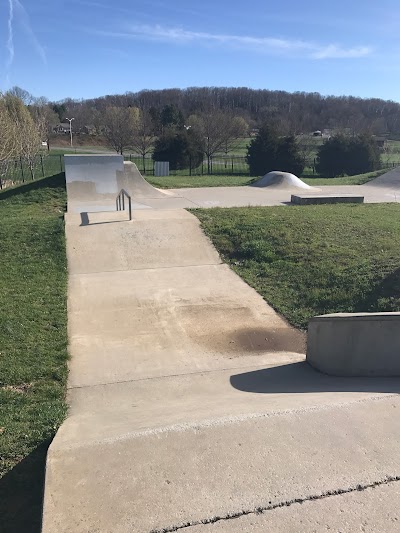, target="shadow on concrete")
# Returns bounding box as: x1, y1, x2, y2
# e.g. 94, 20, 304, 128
0, 440, 51, 533
79, 211, 129, 226
230, 361, 400, 394
80, 211, 89, 226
